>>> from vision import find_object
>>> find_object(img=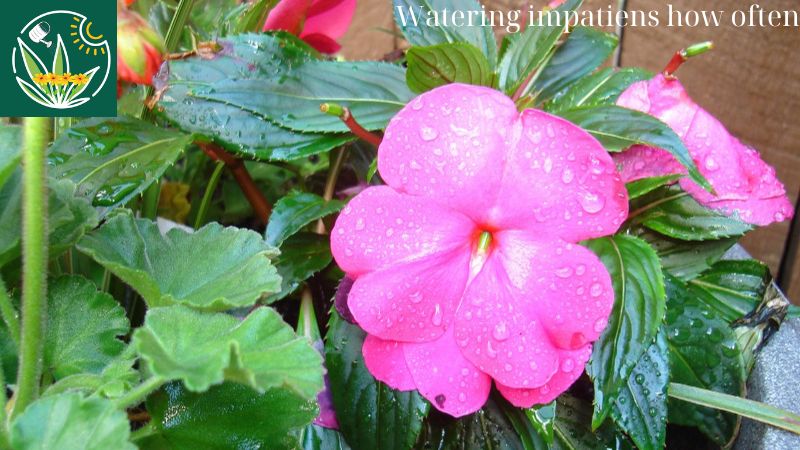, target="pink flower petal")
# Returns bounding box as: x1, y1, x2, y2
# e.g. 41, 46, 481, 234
496, 345, 592, 407
348, 247, 471, 342
302, 0, 357, 41
454, 231, 613, 389
298, 33, 341, 54
493, 109, 628, 241
378, 84, 519, 223
263, 0, 311, 35
404, 329, 492, 417
614, 75, 793, 226
331, 185, 475, 276
363, 334, 416, 391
